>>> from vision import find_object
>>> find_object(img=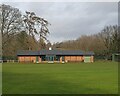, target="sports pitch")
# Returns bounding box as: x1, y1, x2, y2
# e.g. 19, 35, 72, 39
2, 61, 118, 94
